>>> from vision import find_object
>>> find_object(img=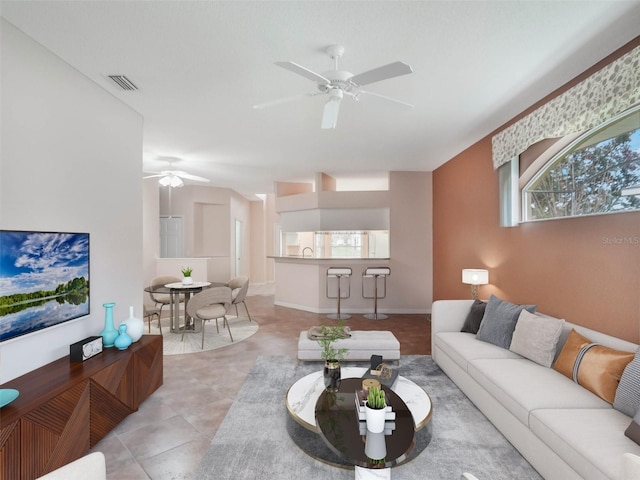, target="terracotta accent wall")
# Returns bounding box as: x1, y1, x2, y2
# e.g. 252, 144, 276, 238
433, 35, 640, 342
433, 124, 640, 344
